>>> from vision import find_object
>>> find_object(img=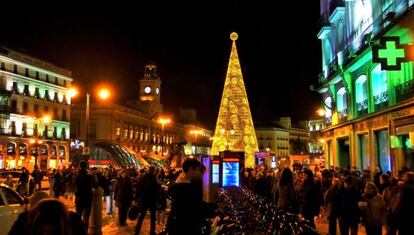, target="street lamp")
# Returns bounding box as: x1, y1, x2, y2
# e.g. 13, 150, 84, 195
317, 108, 325, 117
69, 86, 111, 157
190, 129, 203, 154
157, 117, 171, 156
